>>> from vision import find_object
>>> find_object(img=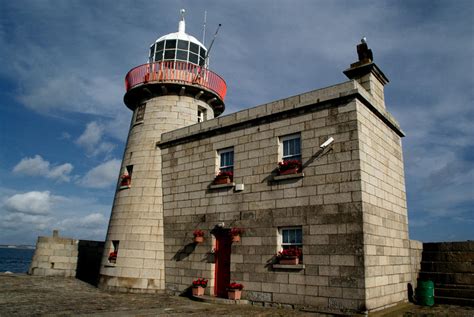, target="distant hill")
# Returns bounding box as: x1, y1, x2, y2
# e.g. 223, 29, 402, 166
0, 245, 35, 250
